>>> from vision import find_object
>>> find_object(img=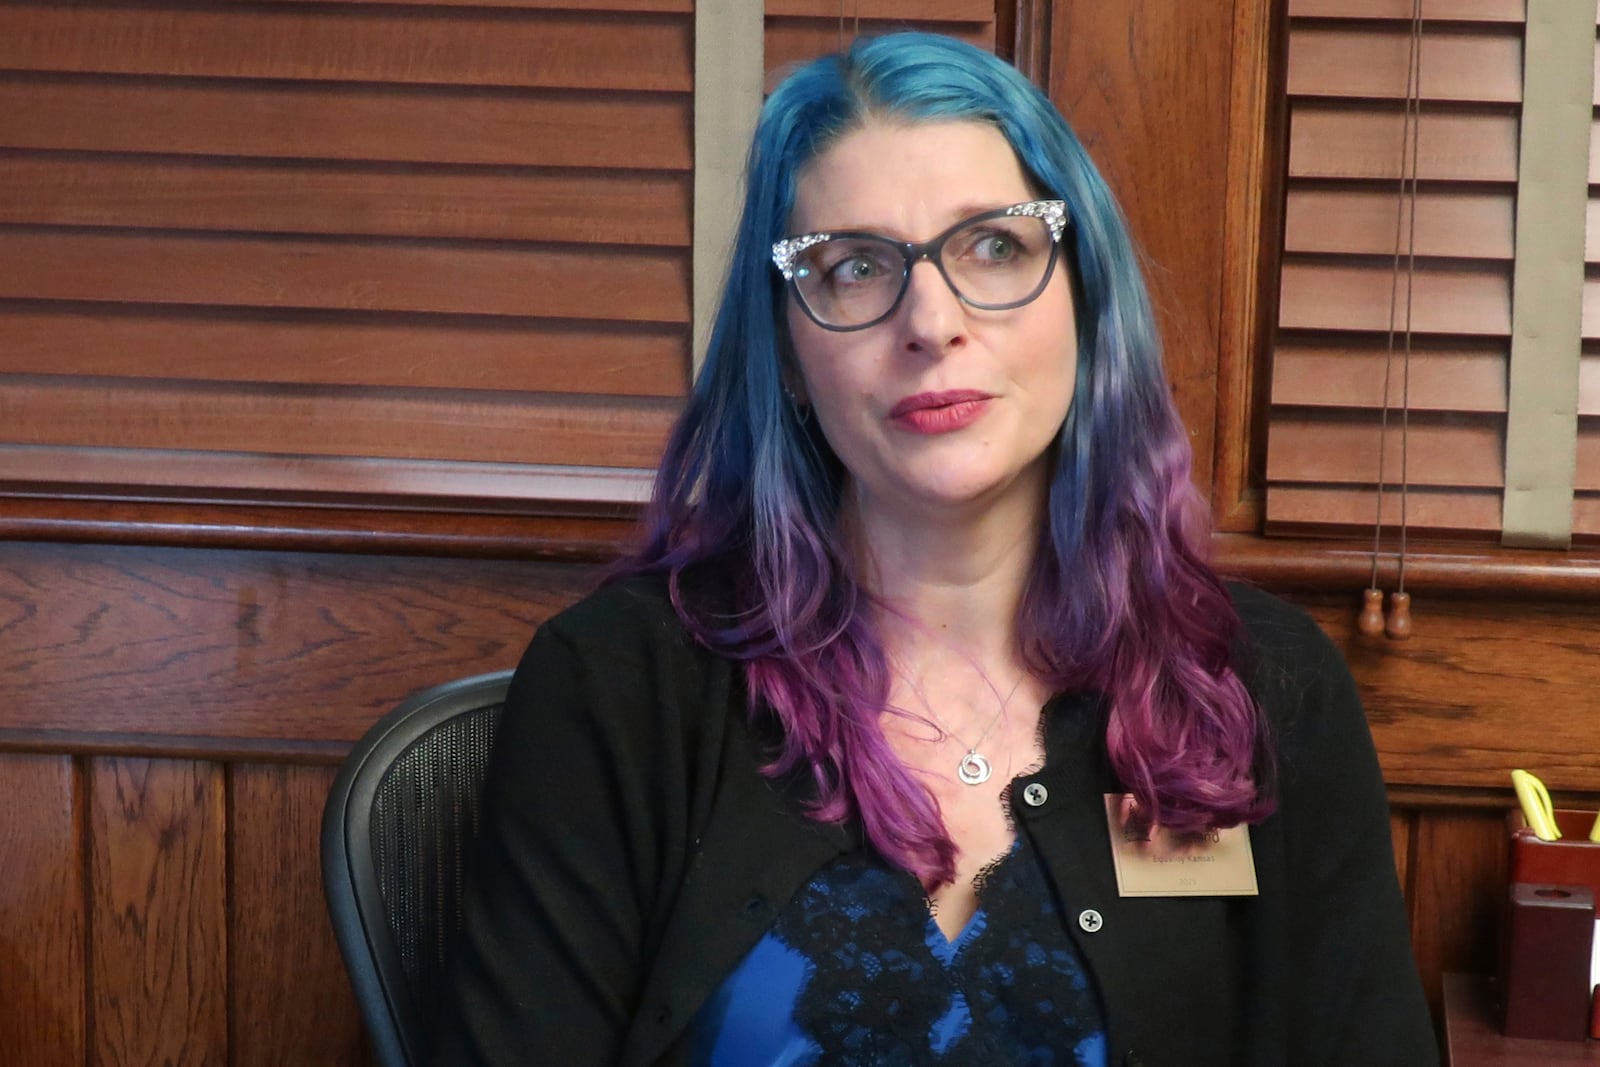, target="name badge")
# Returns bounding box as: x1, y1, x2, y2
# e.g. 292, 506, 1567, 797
1103, 794, 1259, 897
